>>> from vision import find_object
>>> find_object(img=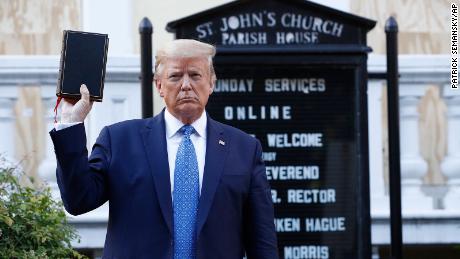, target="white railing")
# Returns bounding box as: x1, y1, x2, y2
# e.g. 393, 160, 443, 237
0, 54, 458, 248
368, 55, 460, 245
0, 56, 141, 248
